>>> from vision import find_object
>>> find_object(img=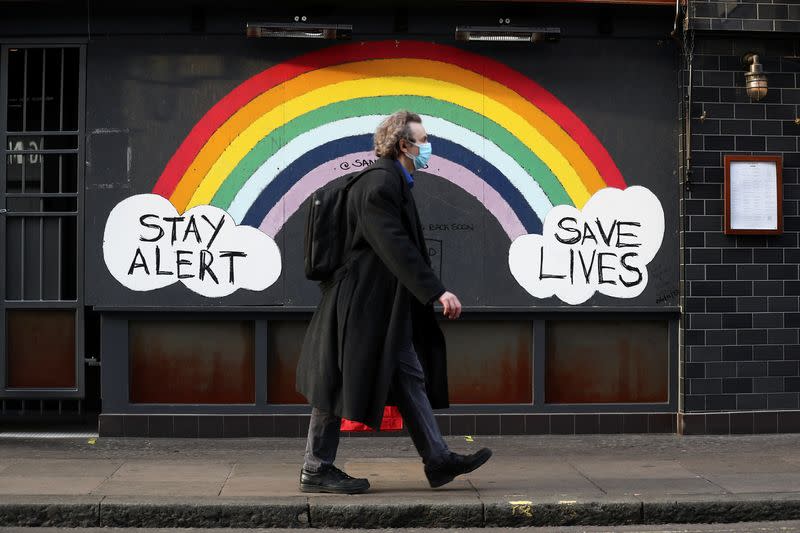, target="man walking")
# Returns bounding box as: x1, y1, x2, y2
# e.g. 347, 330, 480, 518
296, 110, 492, 494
